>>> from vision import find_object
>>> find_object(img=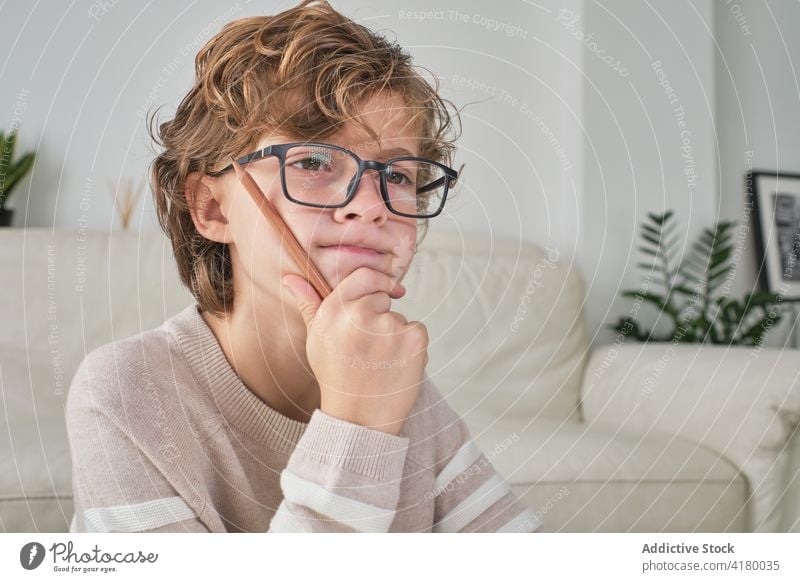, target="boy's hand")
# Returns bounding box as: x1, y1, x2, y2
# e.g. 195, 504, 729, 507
282, 267, 428, 436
